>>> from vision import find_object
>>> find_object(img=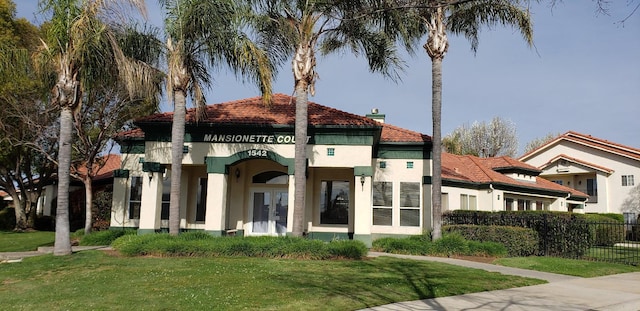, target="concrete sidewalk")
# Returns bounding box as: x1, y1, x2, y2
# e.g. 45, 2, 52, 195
0, 246, 109, 262
362, 252, 640, 310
